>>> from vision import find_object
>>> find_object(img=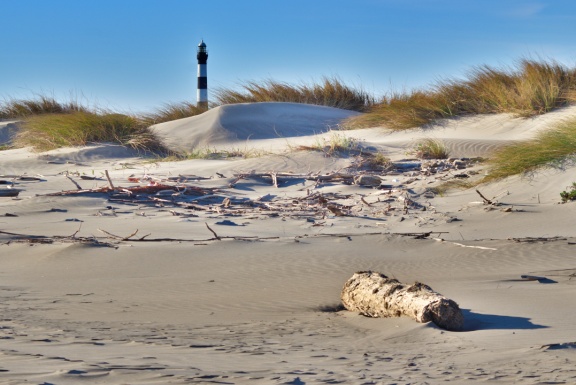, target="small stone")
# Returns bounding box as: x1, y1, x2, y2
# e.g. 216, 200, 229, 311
354, 175, 382, 187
